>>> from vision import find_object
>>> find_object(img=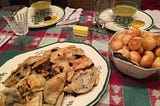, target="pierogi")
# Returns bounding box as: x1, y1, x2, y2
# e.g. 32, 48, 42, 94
0, 45, 99, 106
